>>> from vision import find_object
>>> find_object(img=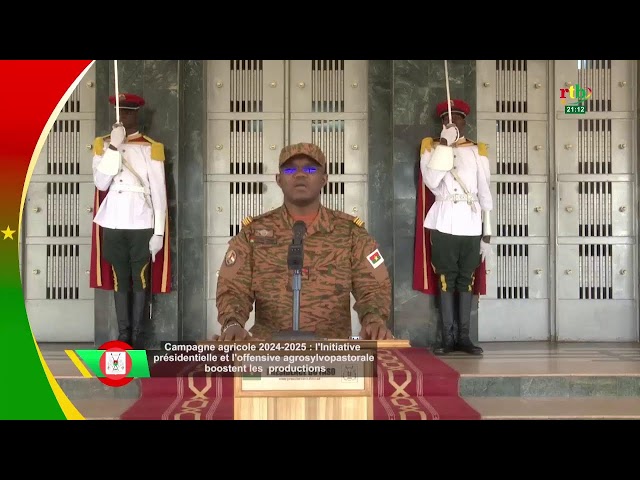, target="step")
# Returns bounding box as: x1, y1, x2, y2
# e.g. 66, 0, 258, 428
69, 396, 640, 420
465, 397, 640, 420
